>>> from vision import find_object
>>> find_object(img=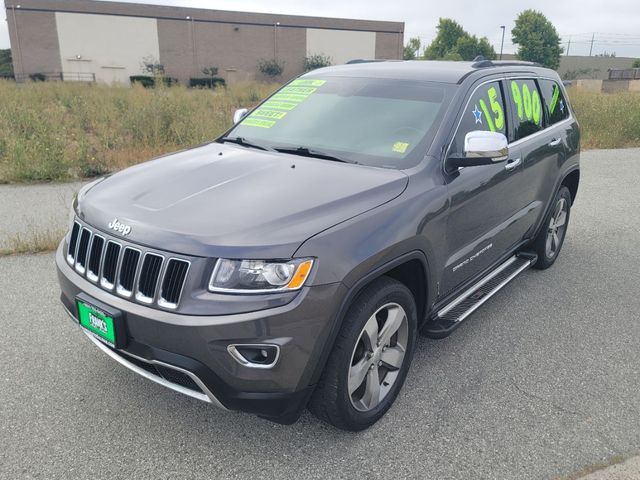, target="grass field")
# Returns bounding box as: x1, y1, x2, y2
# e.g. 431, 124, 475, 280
0, 80, 278, 183
0, 80, 638, 183
568, 88, 640, 150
